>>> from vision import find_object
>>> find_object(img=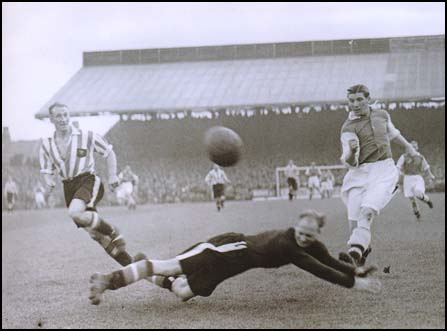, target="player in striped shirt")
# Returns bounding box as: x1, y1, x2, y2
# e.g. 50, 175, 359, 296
396, 141, 435, 221
339, 84, 418, 266
205, 164, 231, 211
4, 176, 19, 213
39, 102, 135, 267
88, 210, 381, 305
284, 160, 300, 201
